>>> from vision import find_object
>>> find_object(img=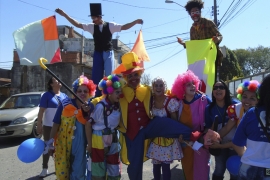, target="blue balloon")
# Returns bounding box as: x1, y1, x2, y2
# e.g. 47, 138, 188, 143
17, 138, 44, 163
226, 155, 241, 175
